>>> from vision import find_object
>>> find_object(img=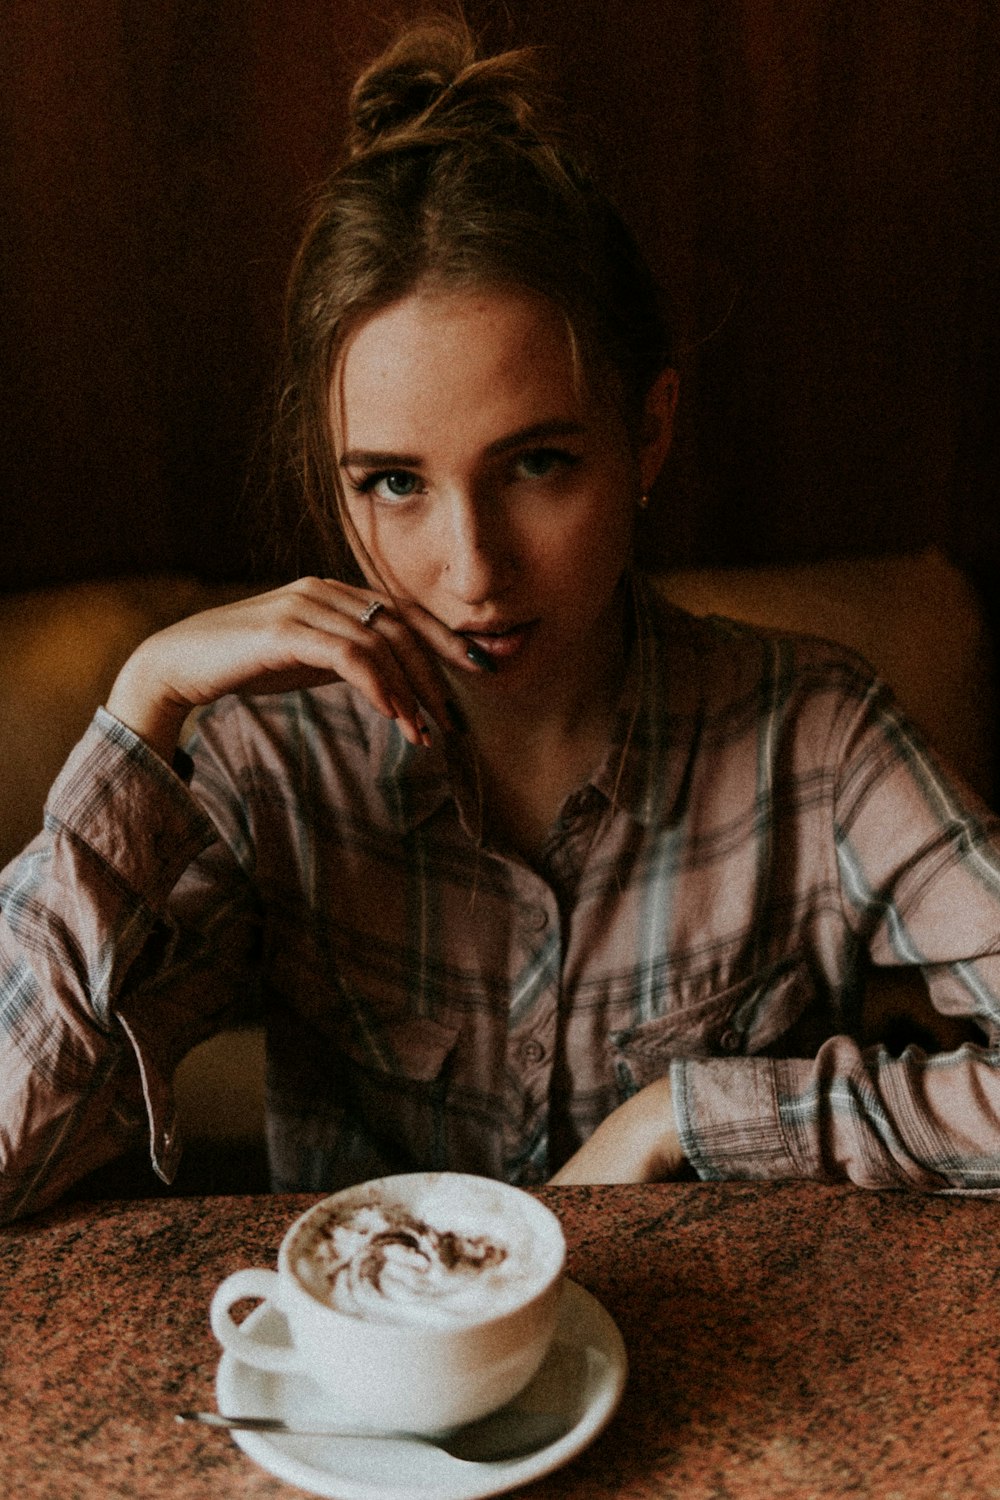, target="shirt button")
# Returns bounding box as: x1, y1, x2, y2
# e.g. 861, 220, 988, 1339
525, 906, 549, 933
719, 1027, 740, 1052
519, 1038, 547, 1067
